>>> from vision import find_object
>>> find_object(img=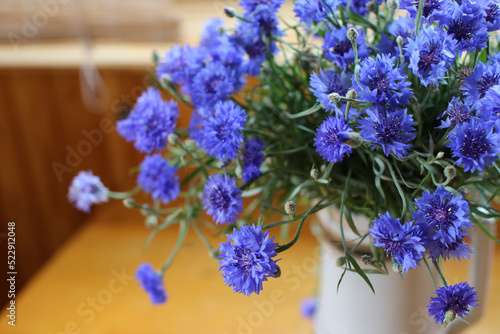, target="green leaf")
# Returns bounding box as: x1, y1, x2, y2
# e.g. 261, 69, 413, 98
347, 254, 375, 294
284, 103, 322, 119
